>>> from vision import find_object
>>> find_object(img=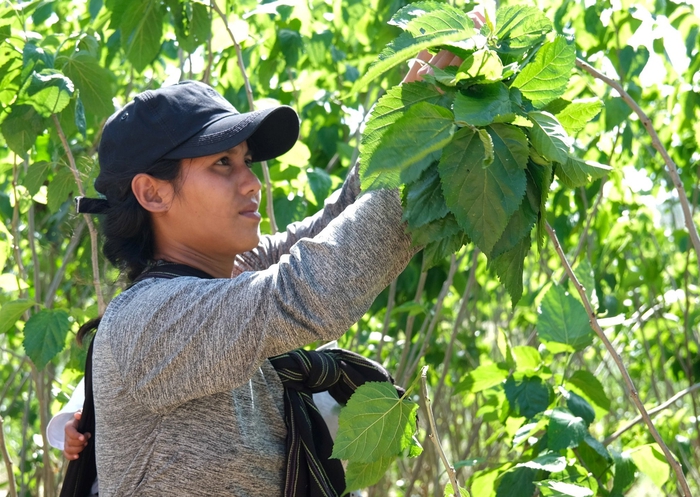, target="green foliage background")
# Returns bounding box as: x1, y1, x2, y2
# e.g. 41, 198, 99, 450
0, 0, 698, 496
